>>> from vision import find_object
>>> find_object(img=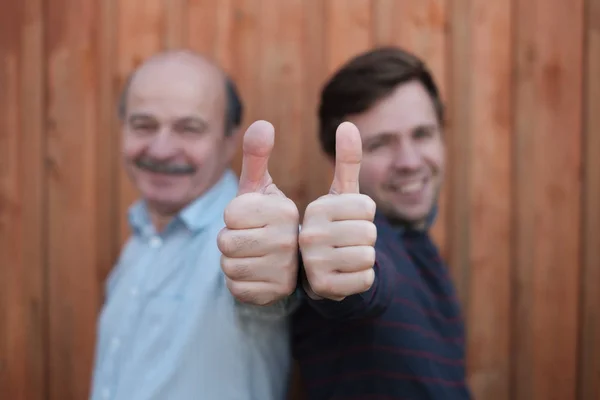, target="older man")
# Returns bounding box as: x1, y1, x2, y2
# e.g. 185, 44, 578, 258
89, 50, 299, 400
293, 47, 473, 399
